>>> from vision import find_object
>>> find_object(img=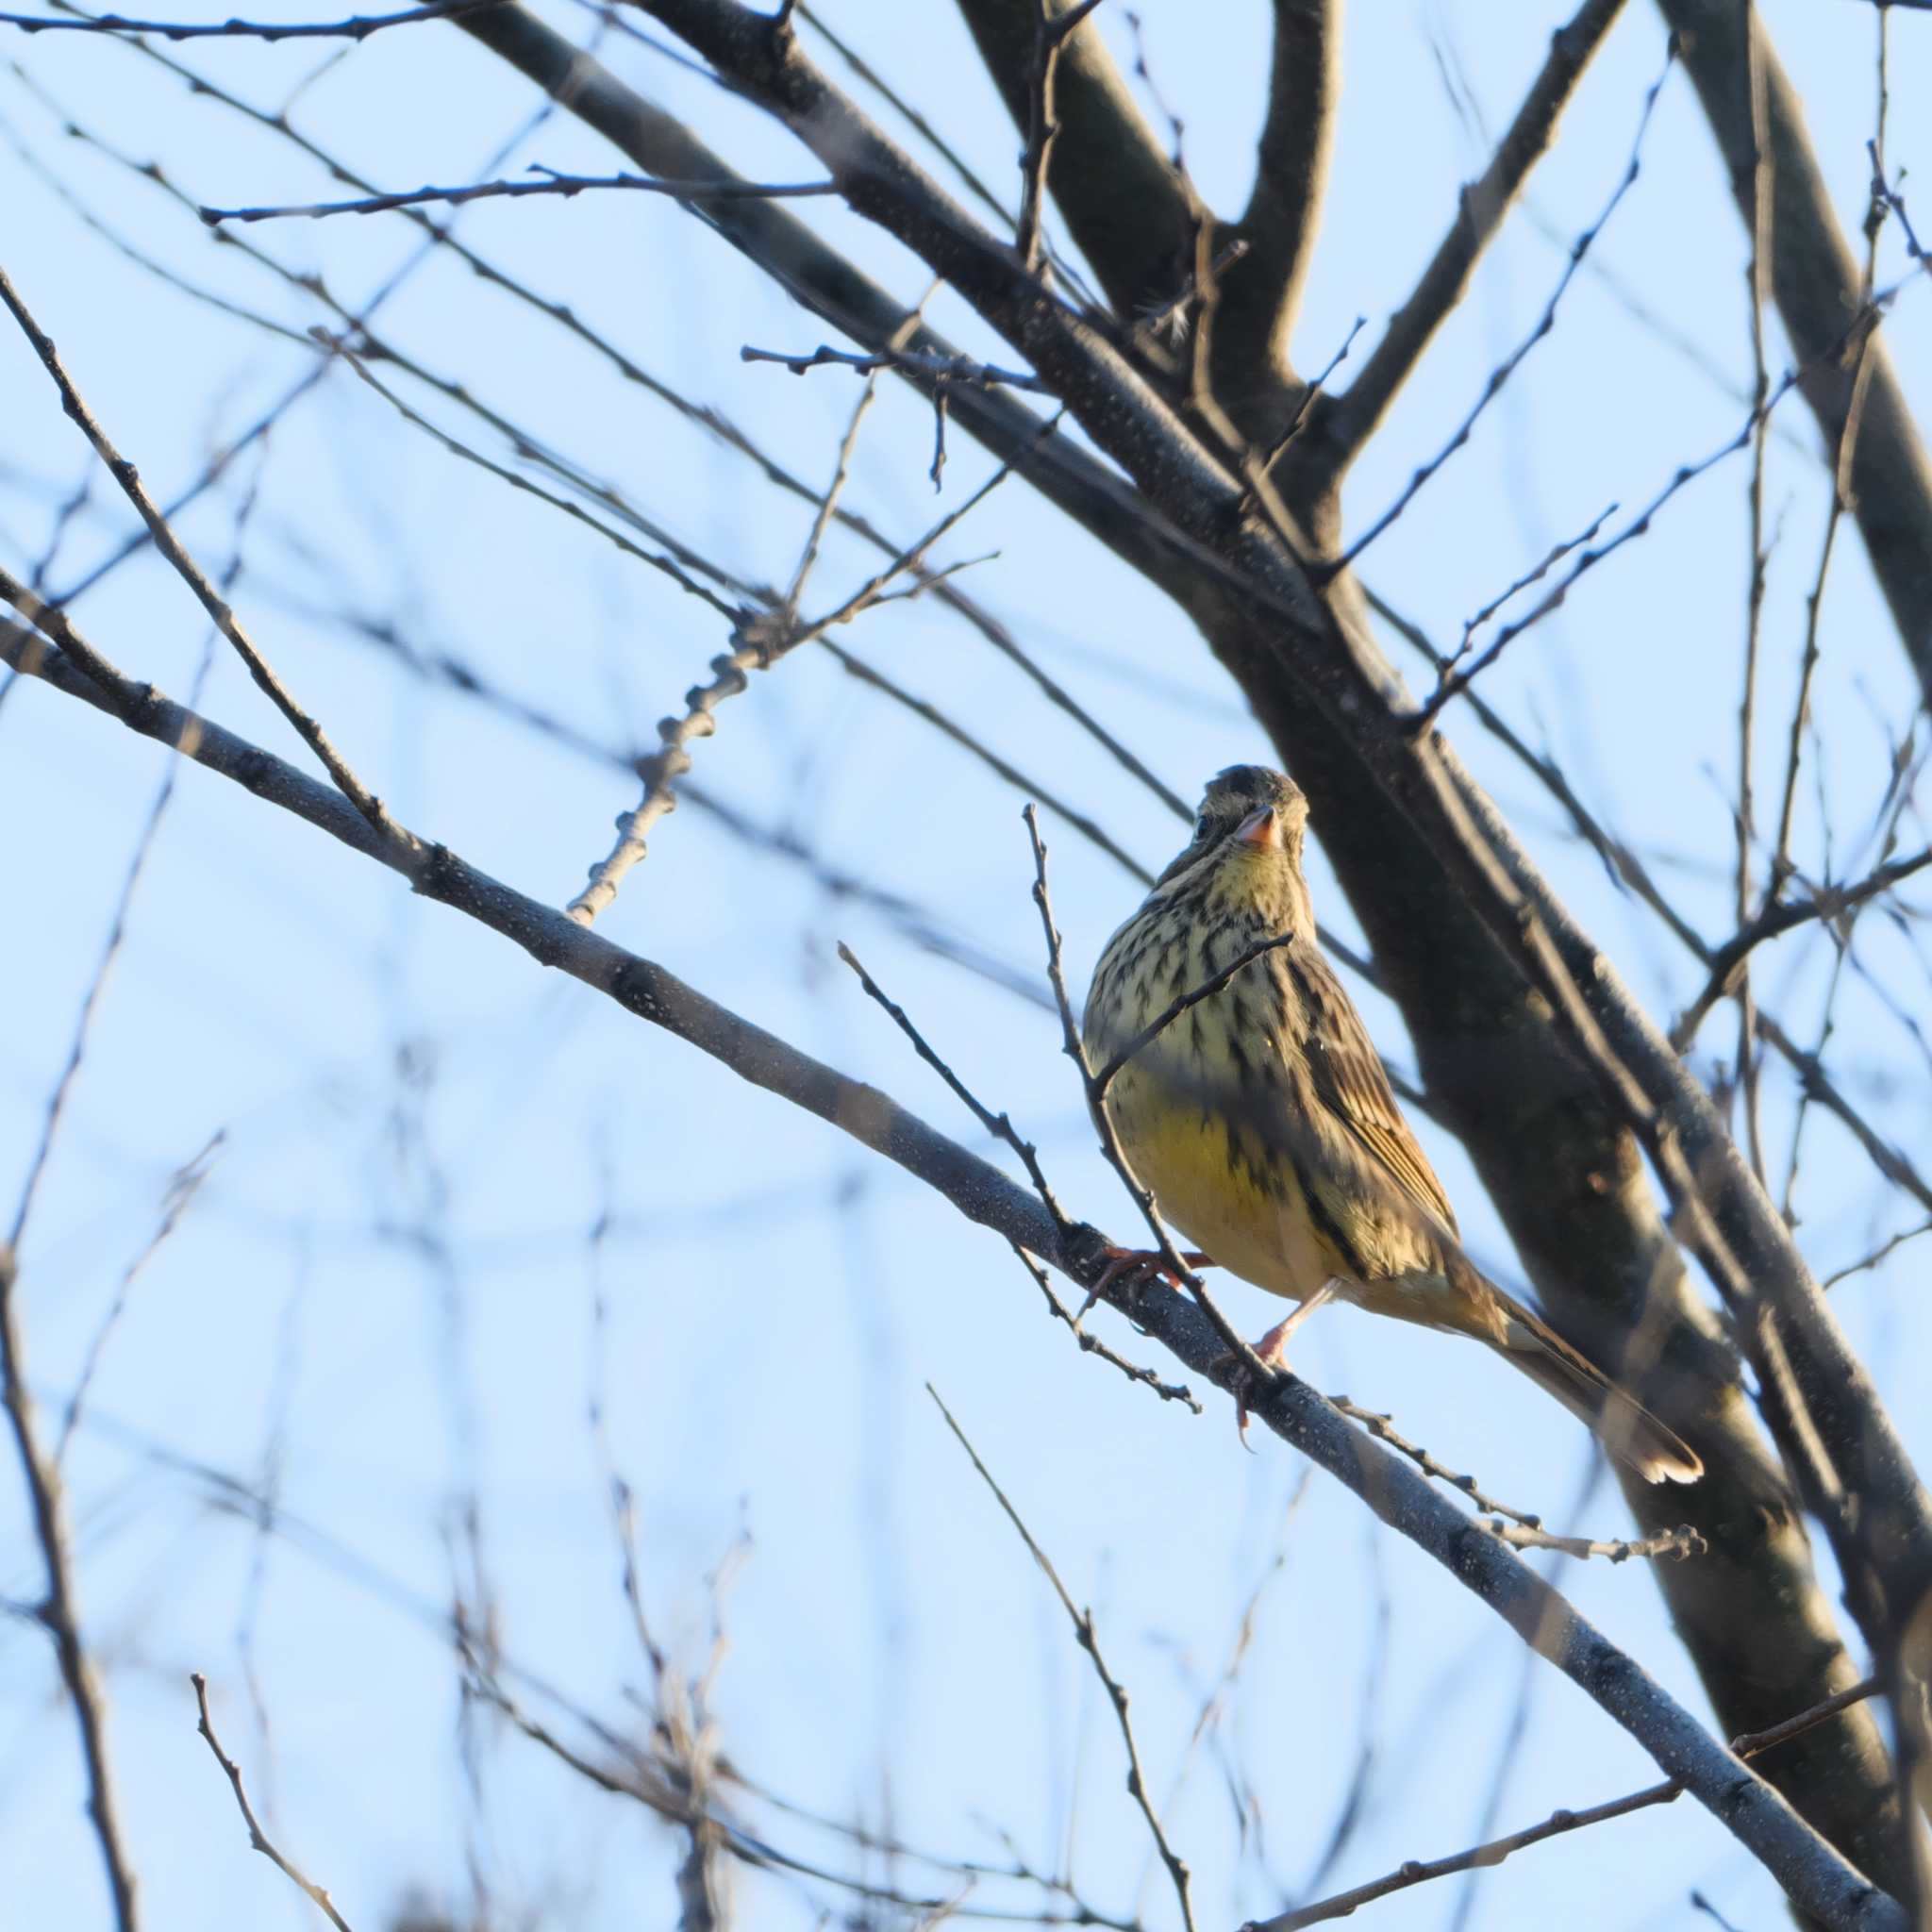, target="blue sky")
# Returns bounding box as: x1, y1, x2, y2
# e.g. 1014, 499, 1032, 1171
3, 2, 1930, 1927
